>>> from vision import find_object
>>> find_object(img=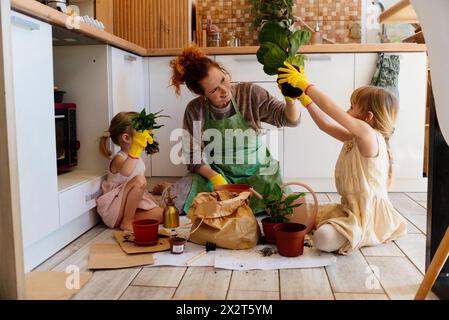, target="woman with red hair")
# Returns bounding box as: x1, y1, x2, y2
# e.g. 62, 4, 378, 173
158, 46, 306, 214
